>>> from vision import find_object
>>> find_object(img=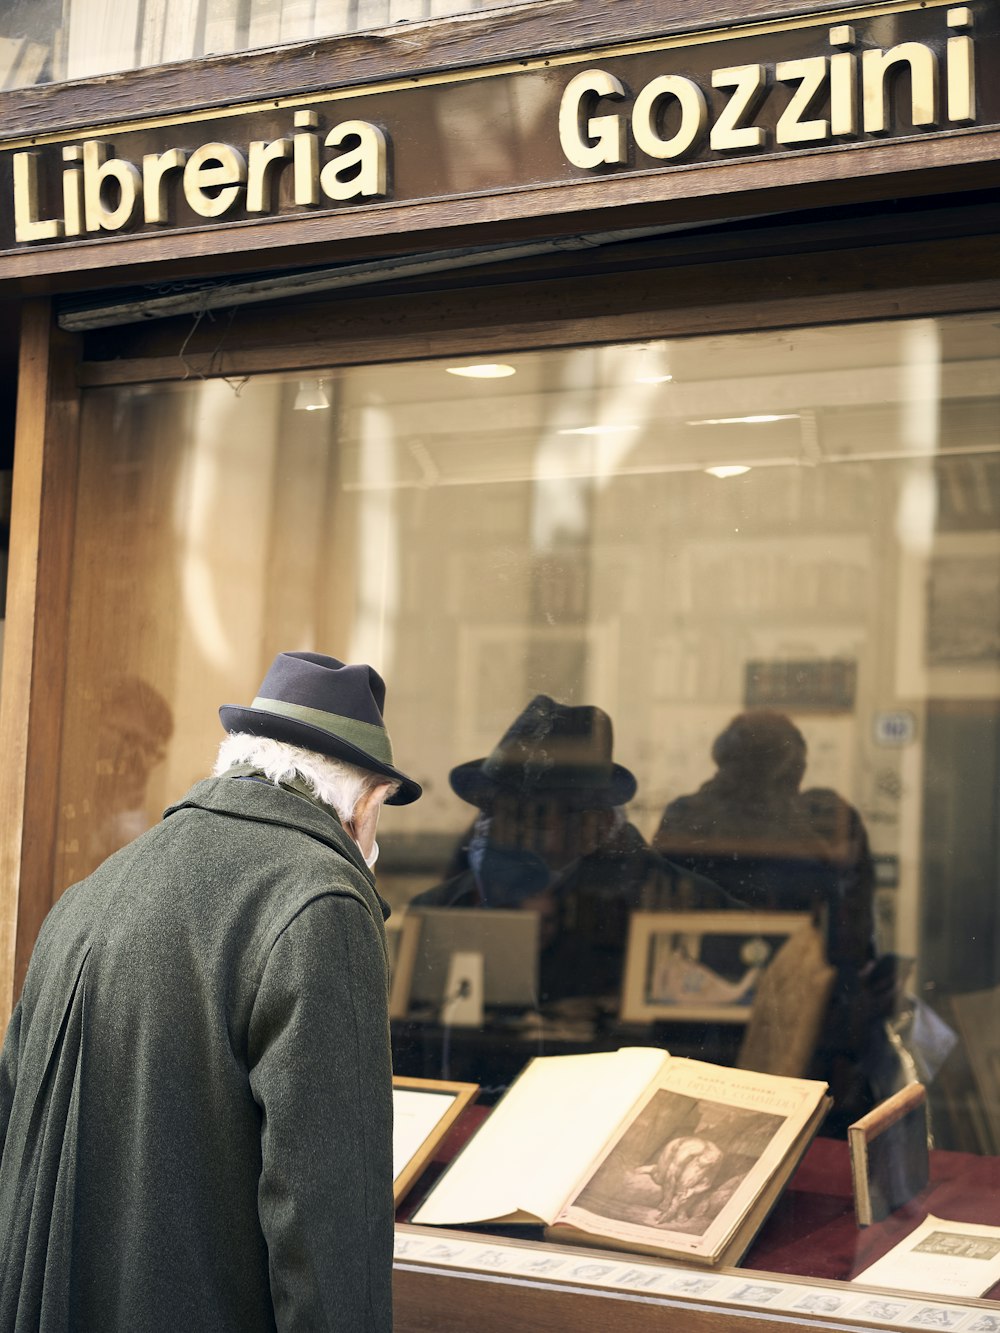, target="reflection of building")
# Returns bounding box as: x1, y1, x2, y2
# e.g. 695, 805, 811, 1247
1, 2, 1000, 1329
